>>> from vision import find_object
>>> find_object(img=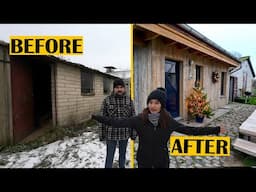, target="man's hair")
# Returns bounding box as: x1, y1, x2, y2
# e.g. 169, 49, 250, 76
113, 78, 125, 88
